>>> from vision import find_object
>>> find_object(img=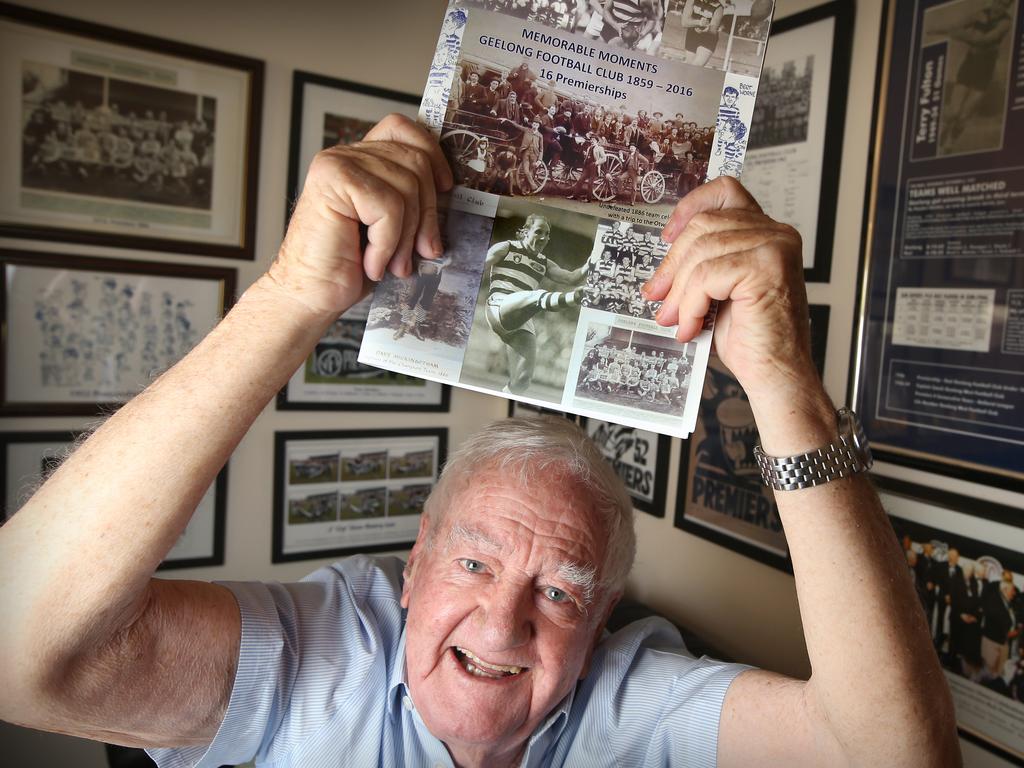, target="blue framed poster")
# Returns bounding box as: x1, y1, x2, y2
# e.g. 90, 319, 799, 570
851, 0, 1024, 493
